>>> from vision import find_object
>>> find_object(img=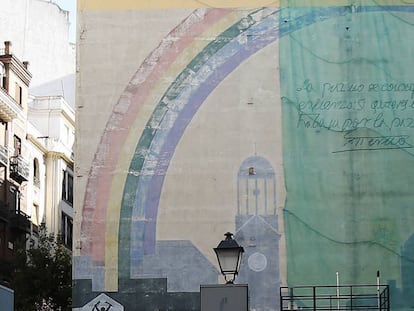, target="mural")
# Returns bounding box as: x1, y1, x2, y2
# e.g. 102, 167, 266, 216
235, 155, 281, 310
280, 2, 414, 292
75, 1, 414, 310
